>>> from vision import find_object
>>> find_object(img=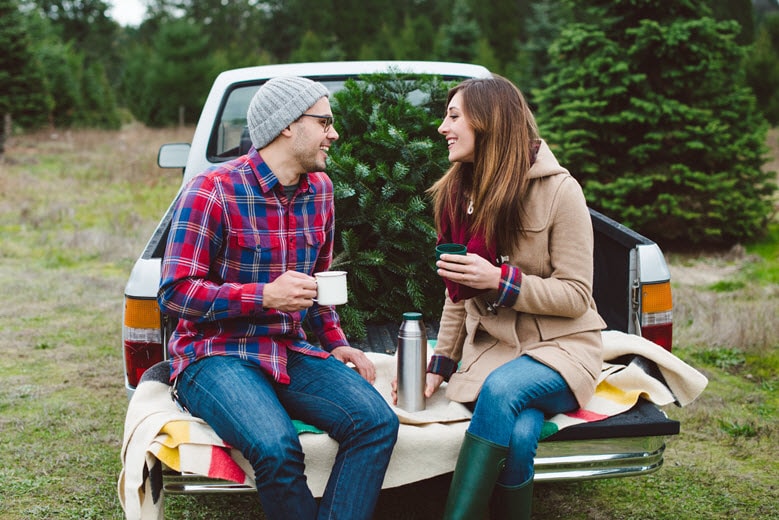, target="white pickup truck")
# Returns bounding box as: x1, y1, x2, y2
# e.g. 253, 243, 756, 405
121, 60, 679, 495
